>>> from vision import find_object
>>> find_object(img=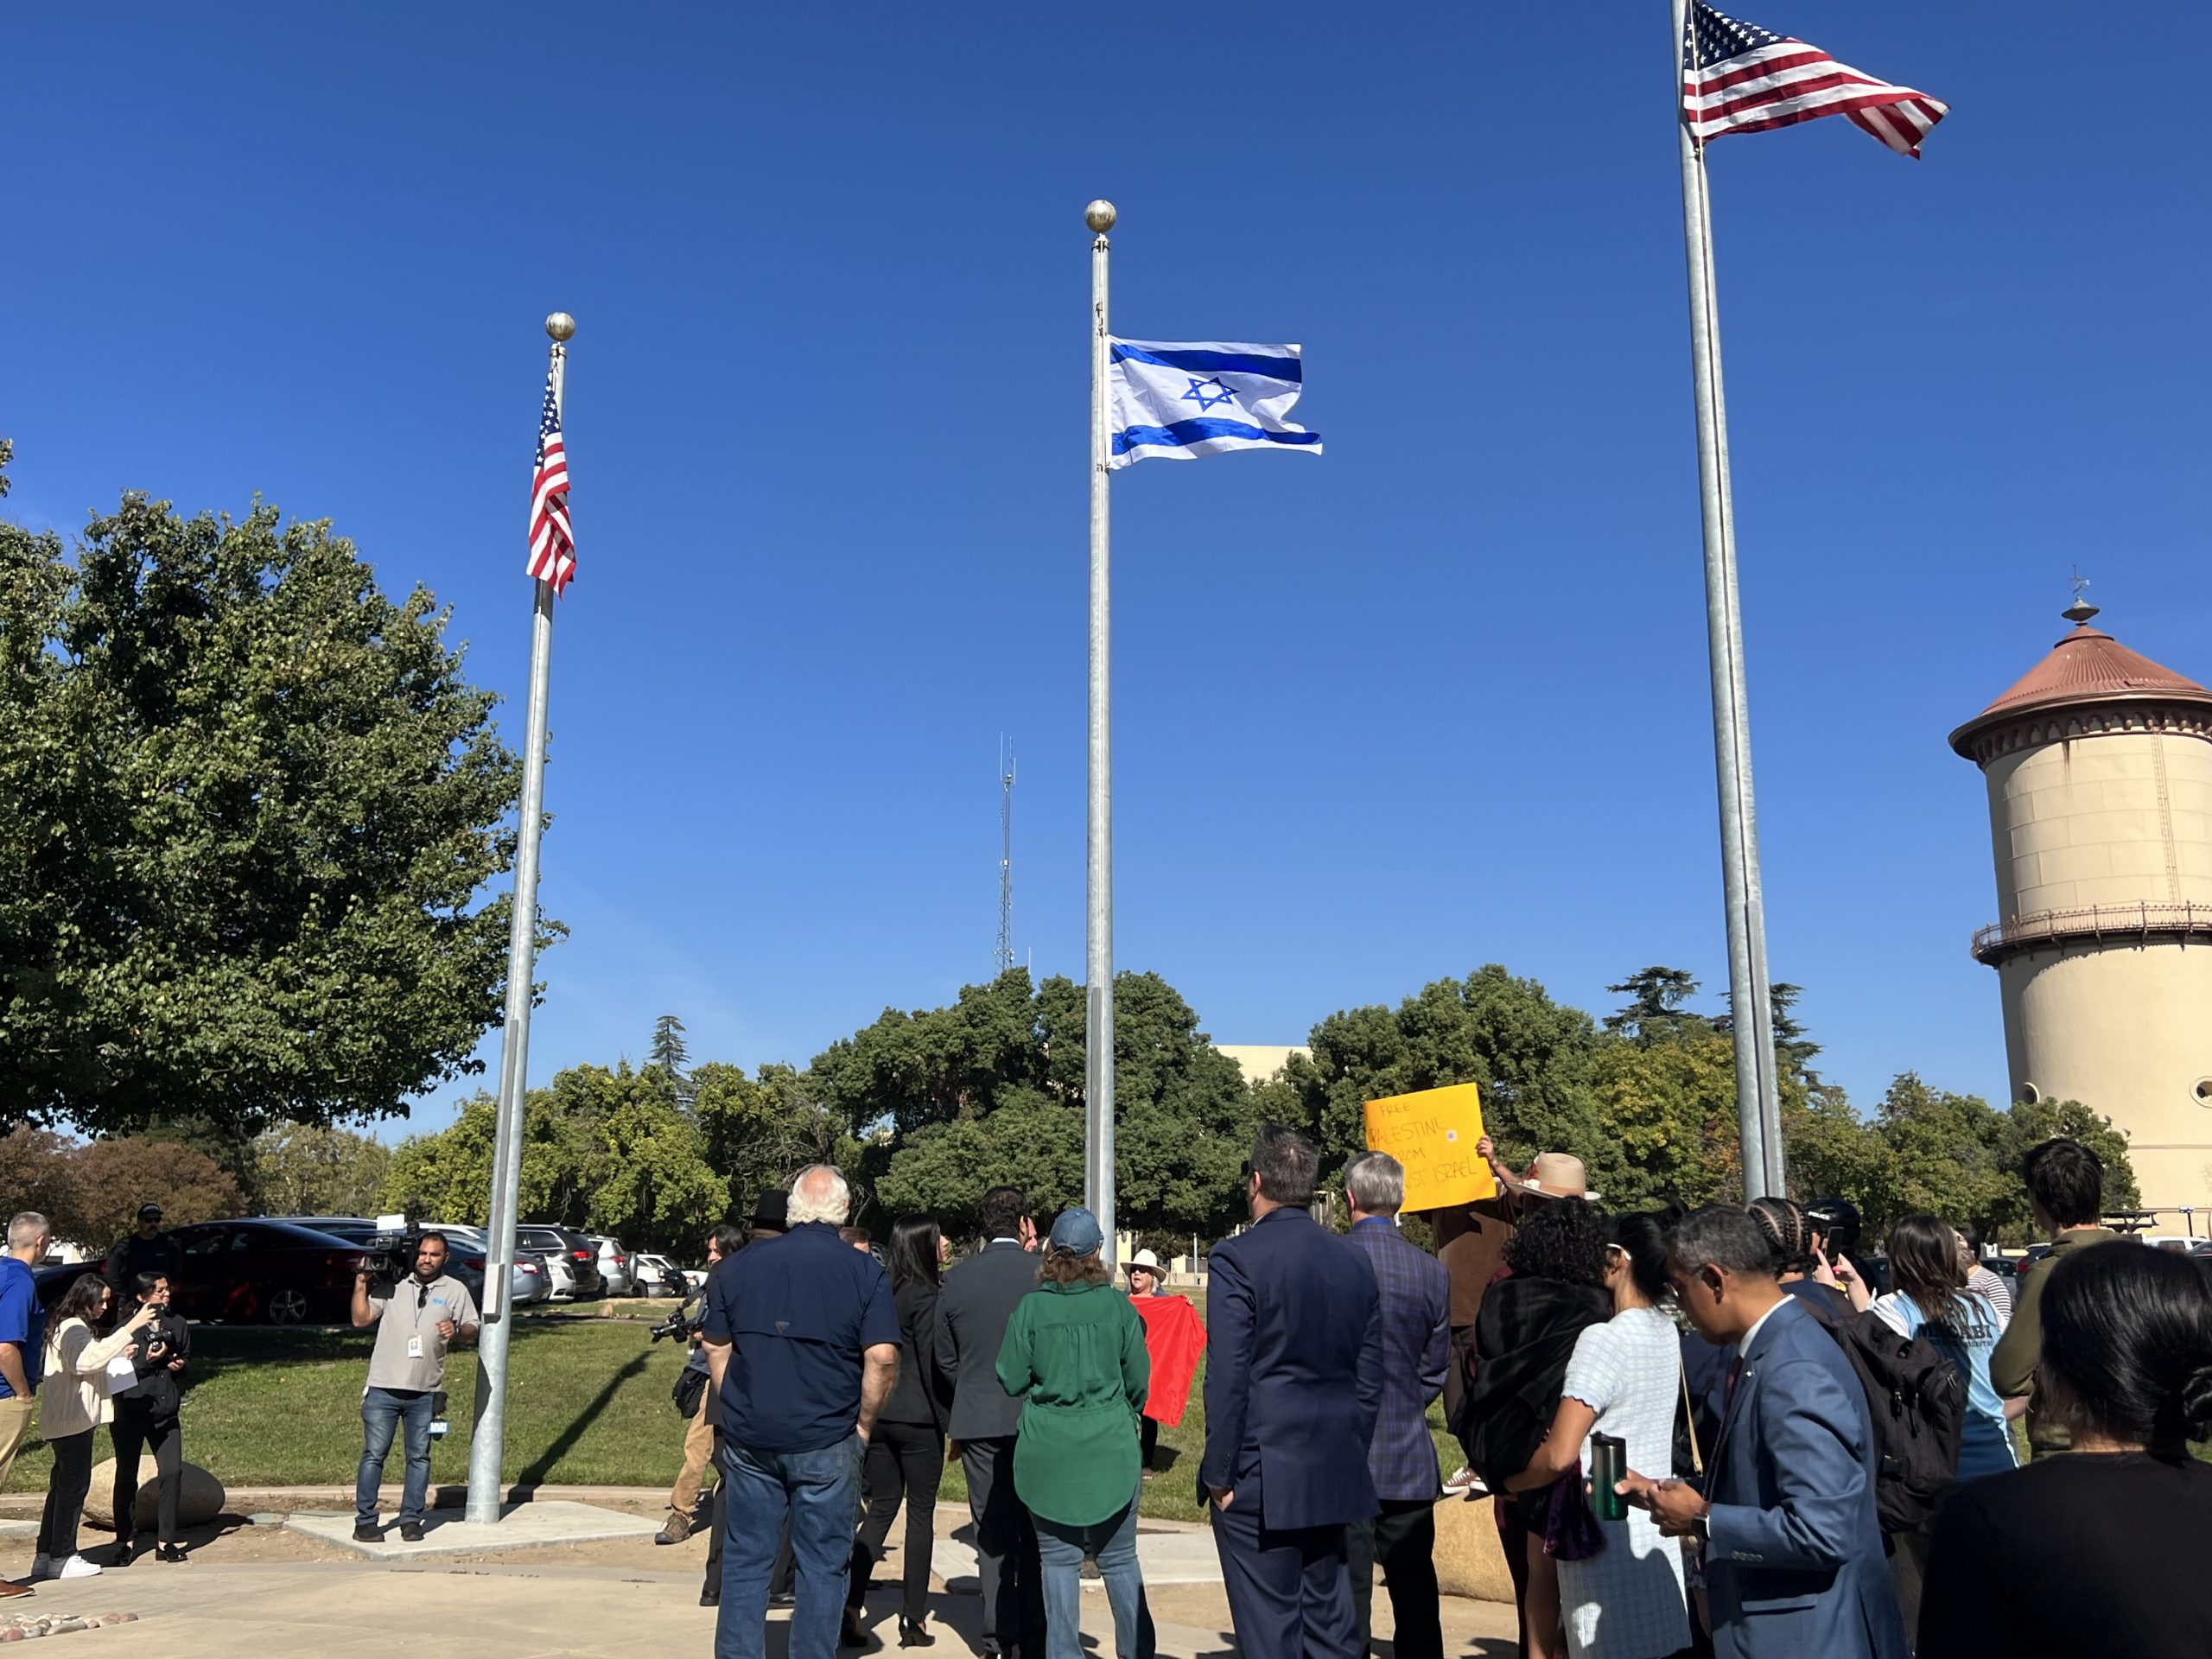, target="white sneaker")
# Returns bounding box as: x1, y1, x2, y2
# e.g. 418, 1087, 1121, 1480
28, 1554, 50, 1582
54, 1556, 100, 1580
